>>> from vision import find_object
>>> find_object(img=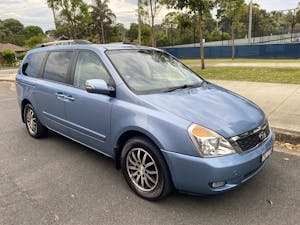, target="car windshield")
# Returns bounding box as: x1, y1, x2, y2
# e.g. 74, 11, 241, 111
106, 49, 203, 94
